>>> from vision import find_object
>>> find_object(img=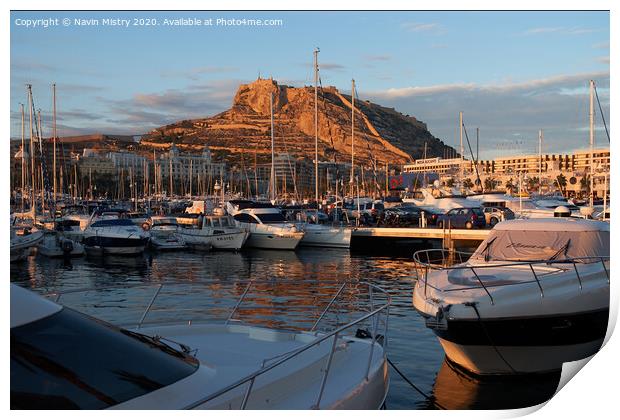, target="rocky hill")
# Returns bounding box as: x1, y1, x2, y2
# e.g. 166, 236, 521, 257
140, 78, 453, 166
